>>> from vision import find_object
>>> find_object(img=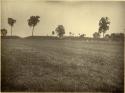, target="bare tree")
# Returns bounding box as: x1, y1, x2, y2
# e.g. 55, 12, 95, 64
1, 28, 7, 36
